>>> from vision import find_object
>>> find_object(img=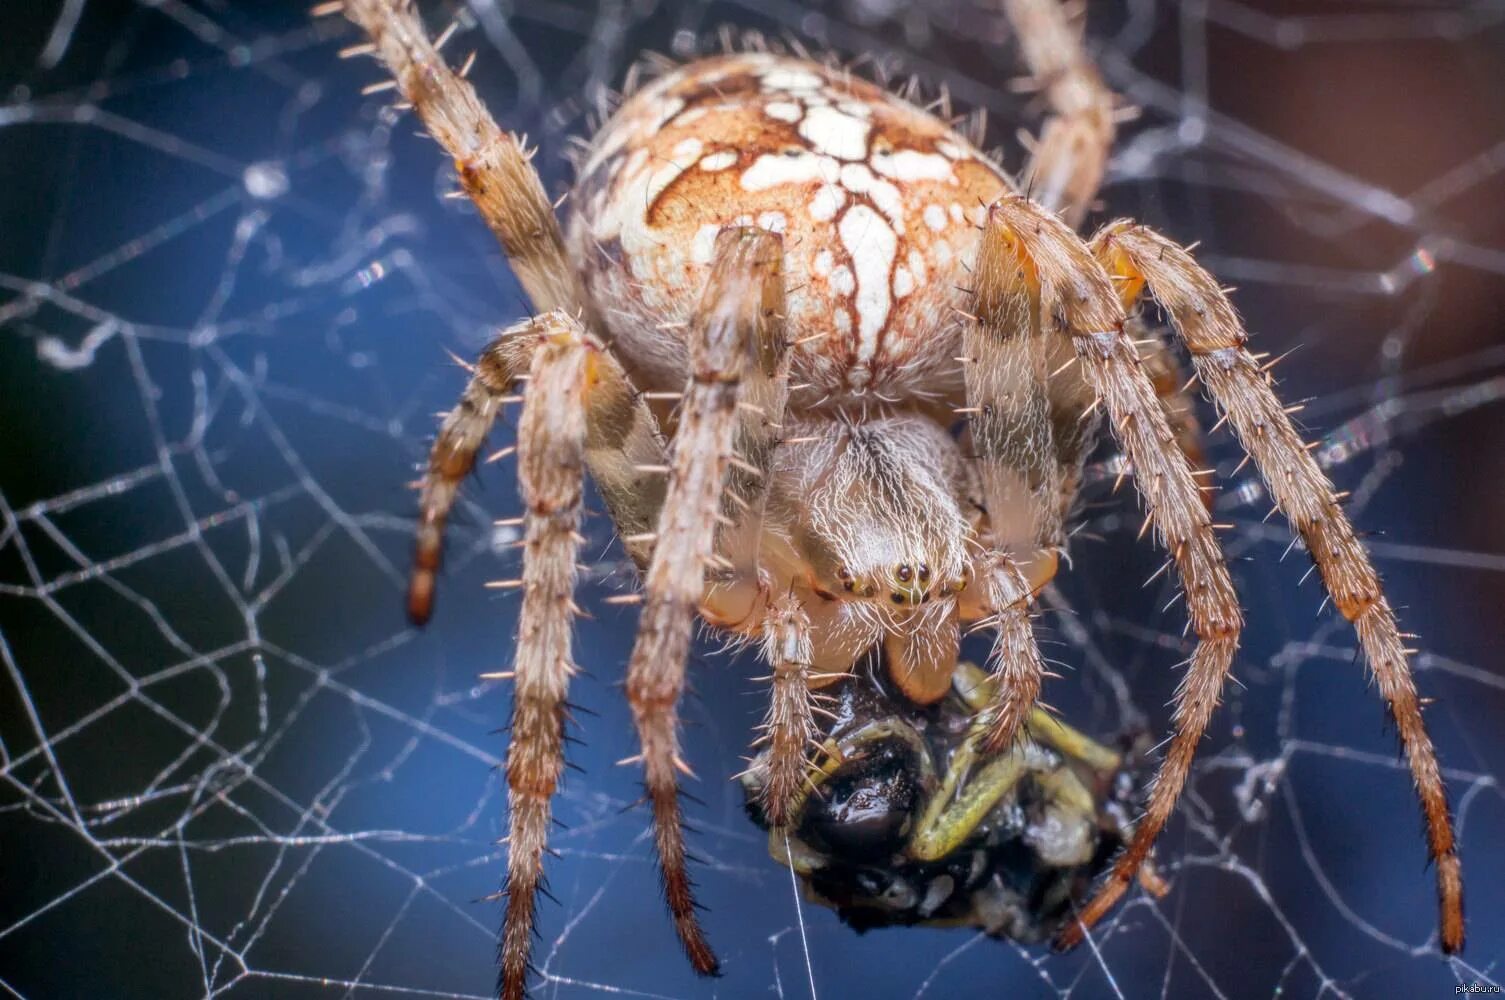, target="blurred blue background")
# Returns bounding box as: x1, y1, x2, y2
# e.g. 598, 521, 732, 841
2, 1, 1503, 997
